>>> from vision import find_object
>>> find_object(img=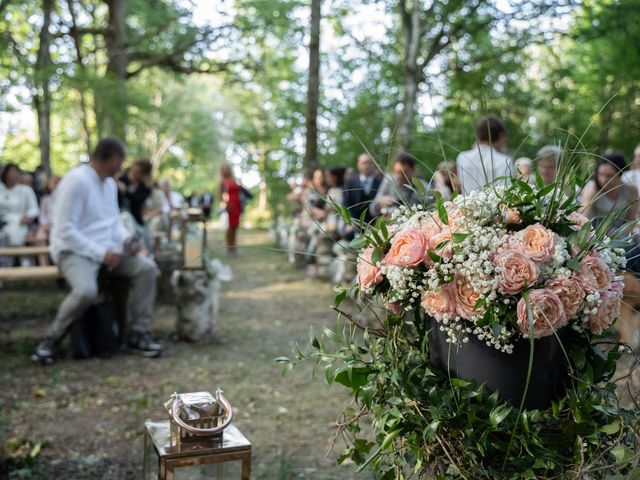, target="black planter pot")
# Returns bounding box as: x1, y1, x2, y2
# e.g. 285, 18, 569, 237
428, 319, 566, 410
